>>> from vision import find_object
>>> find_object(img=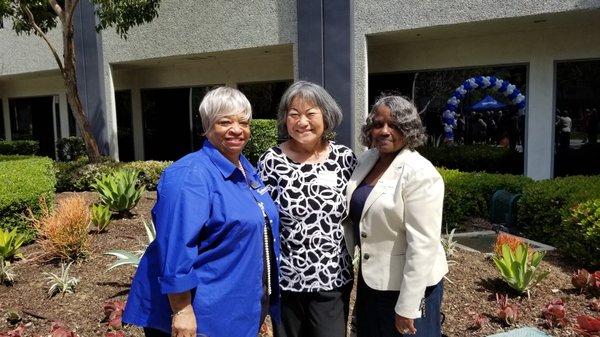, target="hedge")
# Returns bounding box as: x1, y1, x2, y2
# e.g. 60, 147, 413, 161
55, 159, 172, 192
518, 175, 600, 254
0, 157, 56, 239
438, 168, 532, 227
559, 198, 600, 266
243, 119, 278, 164
0, 140, 39, 156
420, 145, 523, 174
0, 155, 35, 162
